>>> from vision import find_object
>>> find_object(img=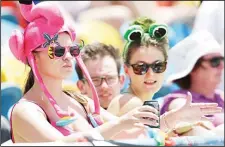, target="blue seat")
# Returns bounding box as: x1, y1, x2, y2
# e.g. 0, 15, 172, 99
168, 21, 192, 48
33, 0, 42, 4
1, 83, 22, 120
153, 83, 180, 100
